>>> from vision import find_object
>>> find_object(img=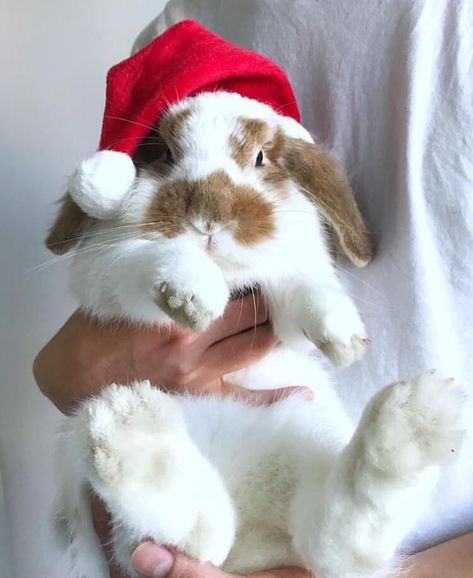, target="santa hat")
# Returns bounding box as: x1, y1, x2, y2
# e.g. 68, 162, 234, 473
67, 20, 301, 221
98, 19, 300, 155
